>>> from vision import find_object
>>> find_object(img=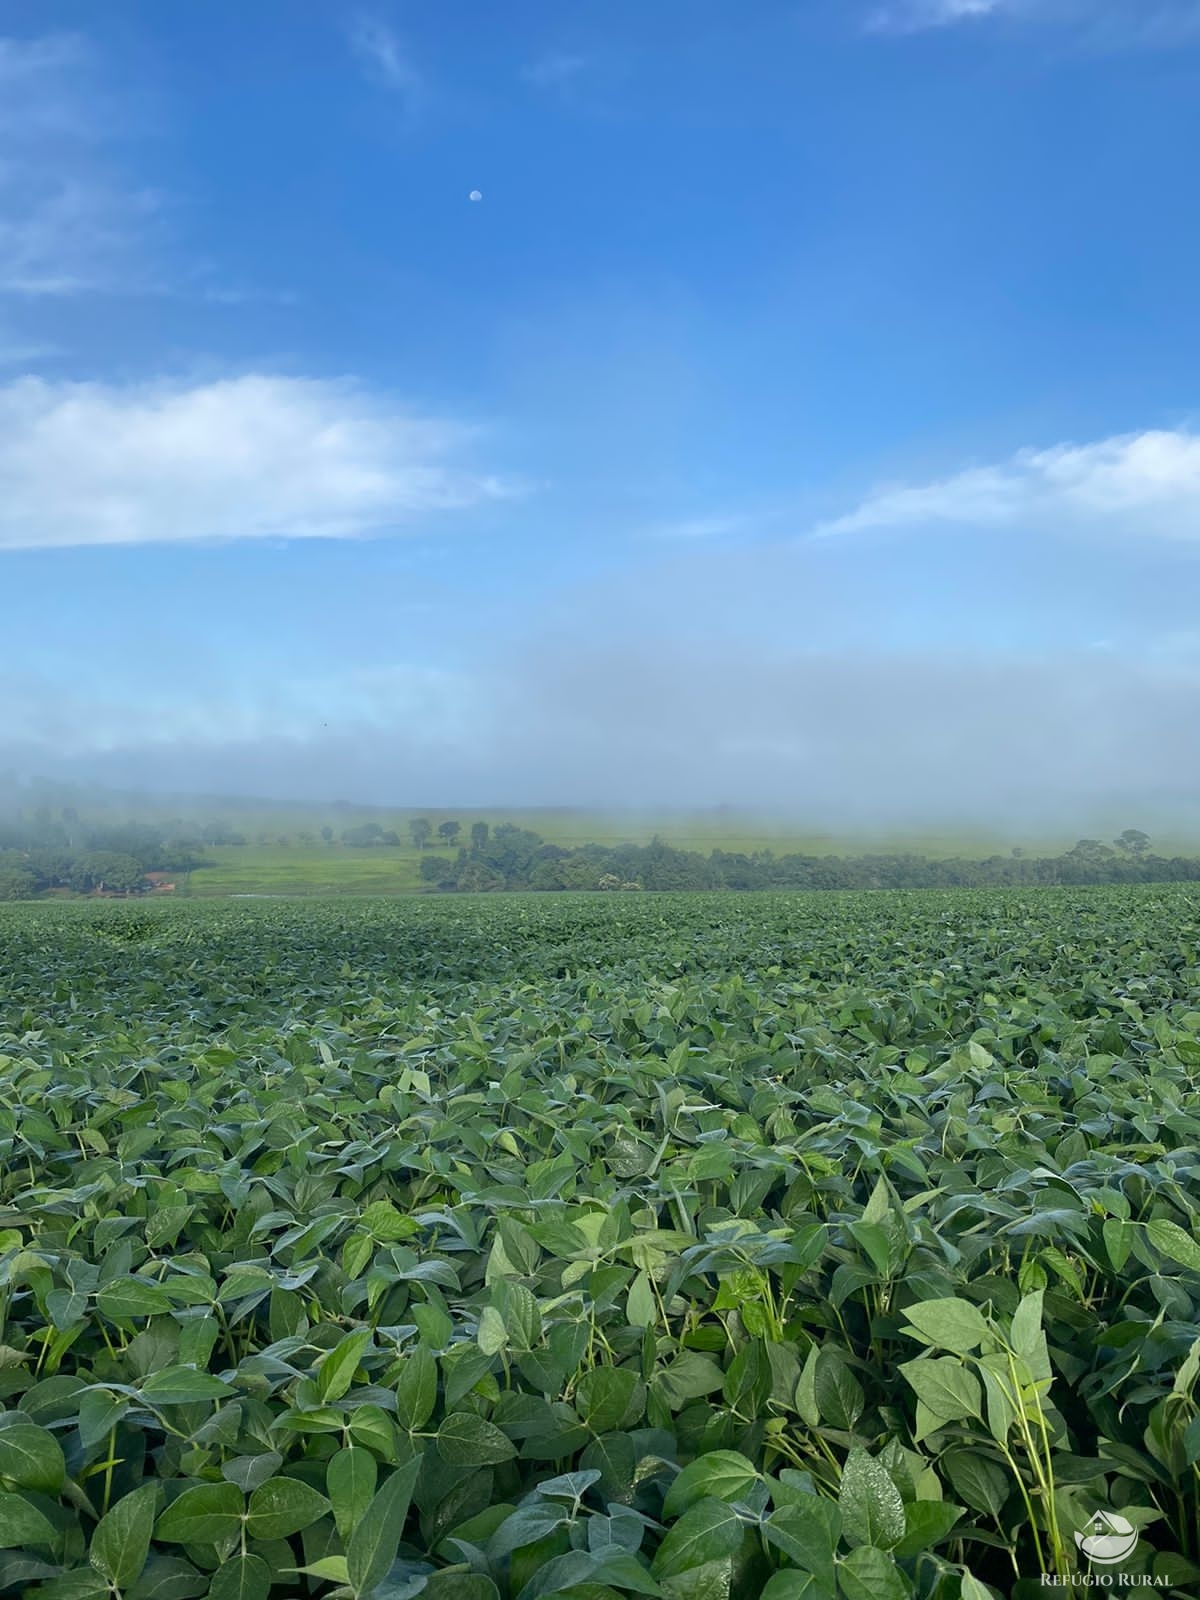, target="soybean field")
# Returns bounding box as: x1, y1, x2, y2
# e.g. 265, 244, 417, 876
1, 888, 1199, 1600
